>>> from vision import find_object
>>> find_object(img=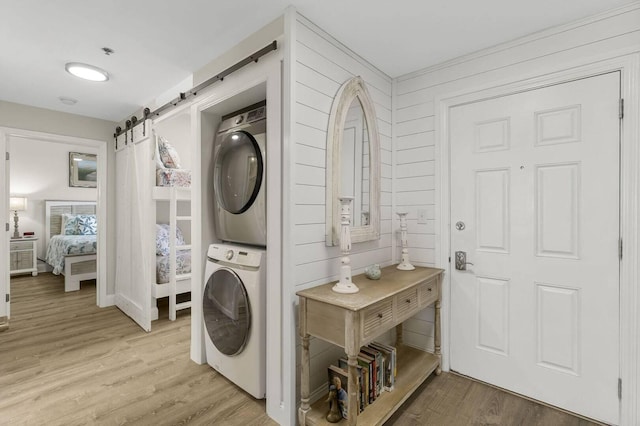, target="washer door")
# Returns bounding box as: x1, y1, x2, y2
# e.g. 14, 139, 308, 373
214, 130, 263, 214
203, 268, 251, 356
